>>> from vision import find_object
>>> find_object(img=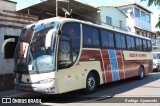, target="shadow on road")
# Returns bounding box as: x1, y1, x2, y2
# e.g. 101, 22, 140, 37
28, 72, 160, 103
